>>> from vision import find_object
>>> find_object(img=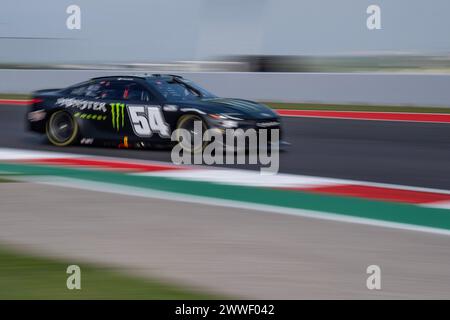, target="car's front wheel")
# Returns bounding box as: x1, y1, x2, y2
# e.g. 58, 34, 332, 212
175, 114, 209, 153
46, 110, 79, 146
